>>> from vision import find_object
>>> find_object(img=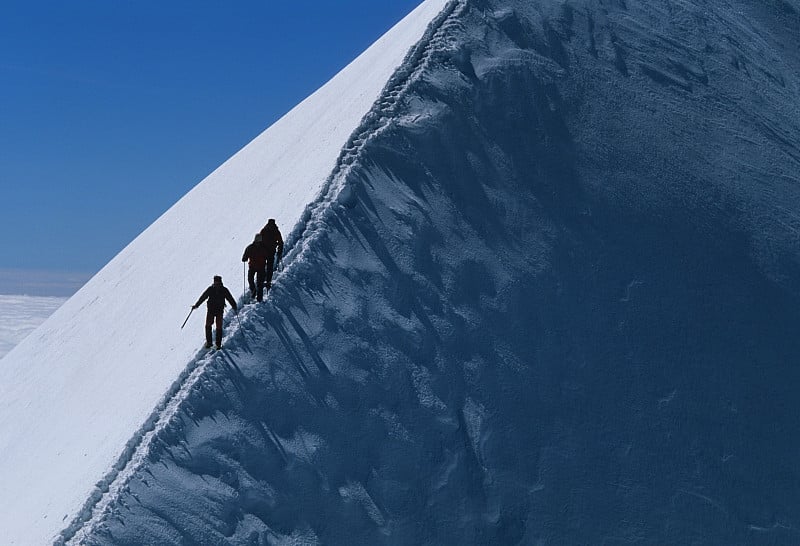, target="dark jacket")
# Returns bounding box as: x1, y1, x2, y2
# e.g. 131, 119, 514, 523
259, 221, 284, 259
242, 242, 270, 270
194, 281, 237, 313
